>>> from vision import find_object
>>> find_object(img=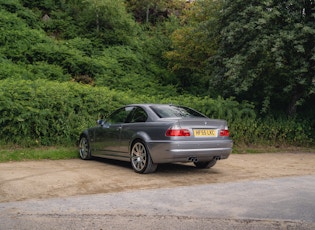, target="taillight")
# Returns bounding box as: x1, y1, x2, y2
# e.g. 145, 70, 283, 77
166, 128, 190, 136
220, 129, 230, 137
